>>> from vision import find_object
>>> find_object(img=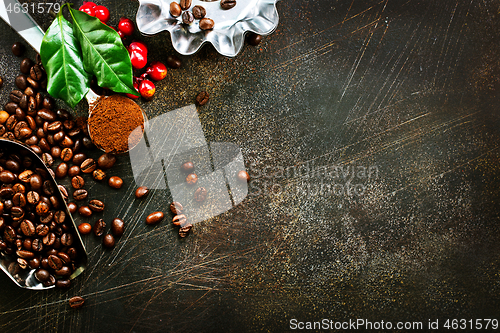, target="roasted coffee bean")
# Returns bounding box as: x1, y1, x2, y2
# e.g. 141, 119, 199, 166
199, 18, 214, 30
29, 257, 40, 269
73, 189, 88, 201
40, 210, 54, 224
220, 0, 236, 9
170, 201, 184, 215
93, 169, 106, 181
94, 219, 106, 236
55, 279, 71, 288
11, 206, 25, 220
146, 211, 164, 225
60, 148, 73, 162
97, 153, 116, 169
50, 146, 61, 158
53, 130, 65, 142
11, 42, 24, 56
82, 137, 94, 149
57, 109, 72, 120
43, 232, 56, 246
67, 202, 78, 214
58, 185, 69, 201
42, 274, 56, 287
58, 252, 71, 264
195, 91, 209, 106
111, 218, 125, 237
27, 77, 39, 89
0, 170, 15, 183
43, 96, 55, 110
27, 191, 40, 205
247, 32, 262, 46
186, 173, 198, 184
71, 175, 85, 189
30, 64, 44, 81
0, 187, 14, 199
182, 11, 194, 24
61, 135, 73, 148
69, 296, 85, 309
36, 201, 50, 216
135, 186, 149, 199
78, 206, 92, 217
5, 102, 18, 114
172, 214, 187, 227
47, 254, 63, 270
42, 153, 54, 166
89, 199, 104, 212
55, 266, 71, 277
169, 2, 182, 17
55, 162, 68, 178
6, 115, 18, 130
68, 165, 80, 177
108, 176, 123, 189
77, 222, 92, 235
192, 5, 206, 19
42, 180, 55, 195
166, 55, 181, 70
237, 170, 250, 182
12, 183, 25, 194
35, 93, 43, 109
194, 187, 208, 202
54, 210, 66, 224
20, 220, 35, 236
17, 258, 29, 269
181, 161, 194, 172
22, 238, 32, 250
20, 58, 32, 74
32, 238, 44, 251
35, 268, 50, 282
16, 249, 35, 260
38, 138, 50, 152
13, 192, 27, 207
47, 120, 62, 132
103, 234, 115, 248
61, 233, 73, 246
38, 109, 57, 121
81, 158, 96, 173
15, 75, 28, 90
4, 226, 17, 243
72, 153, 86, 165
36, 224, 49, 237
67, 127, 81, 137
179, 223, 193, 238
180, 0, 191, 10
